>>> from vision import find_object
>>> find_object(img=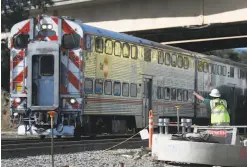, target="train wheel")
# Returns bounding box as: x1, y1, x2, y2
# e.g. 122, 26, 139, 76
39, 135, 46, 140
74, 126, 82, 139
57, 135, 62, 139
89, 134, 96, 140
